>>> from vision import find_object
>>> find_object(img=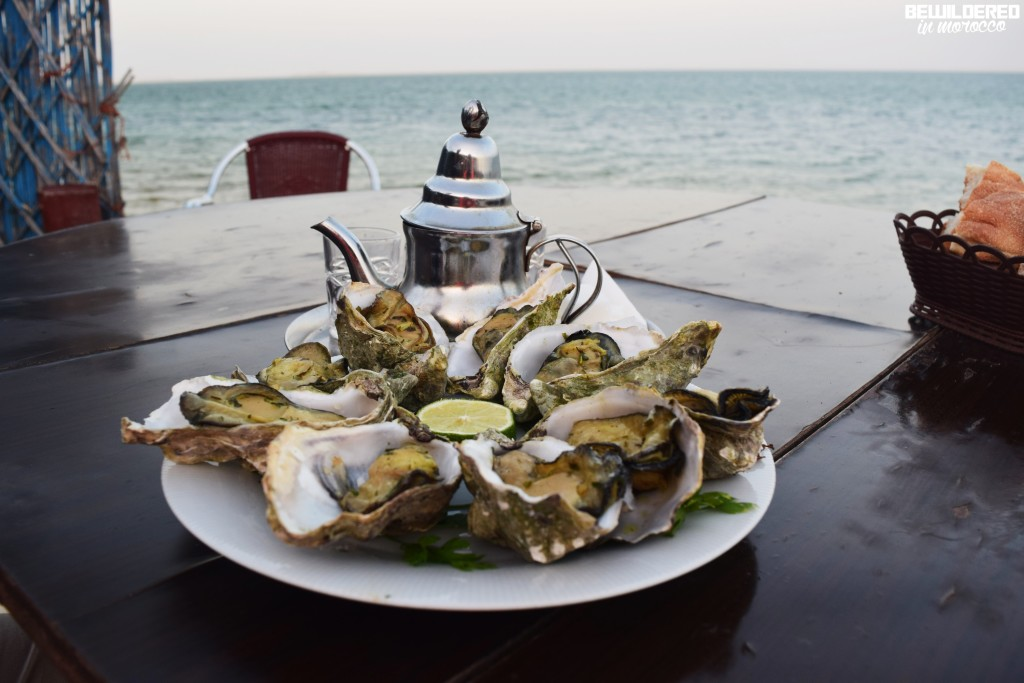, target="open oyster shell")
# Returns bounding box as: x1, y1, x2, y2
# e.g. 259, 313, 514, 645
335, 283, 449, 410
120, 368, 400, 472
529, 320, 722, 417
527, 385, 704, 543
263, 421, 461, 546
503, 321, 665, 423
665, 386, 779, 479
459, 385, 704, 563
459, 435, 628, 564
447, 264, 575, 400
